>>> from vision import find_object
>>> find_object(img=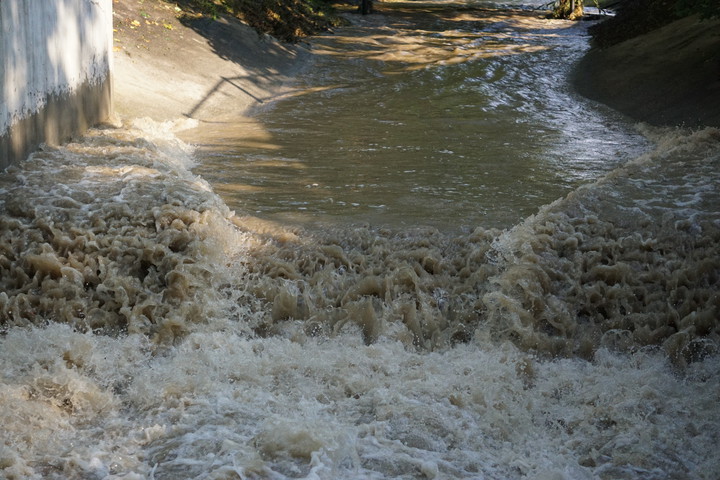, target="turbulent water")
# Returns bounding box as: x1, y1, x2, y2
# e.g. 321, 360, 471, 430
1, 2, 720, 480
